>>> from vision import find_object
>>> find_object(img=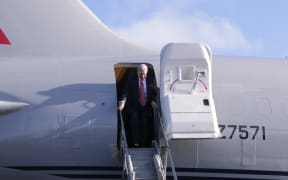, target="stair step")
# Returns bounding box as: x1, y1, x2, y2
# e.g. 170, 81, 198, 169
133, 159, 154, 168
129, 148, 154, 161
135, 175, 158, 179
135, 167, 157, 179
128, 148, 158, 179
129, 148, 154, 155
131, 156, 153, 161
